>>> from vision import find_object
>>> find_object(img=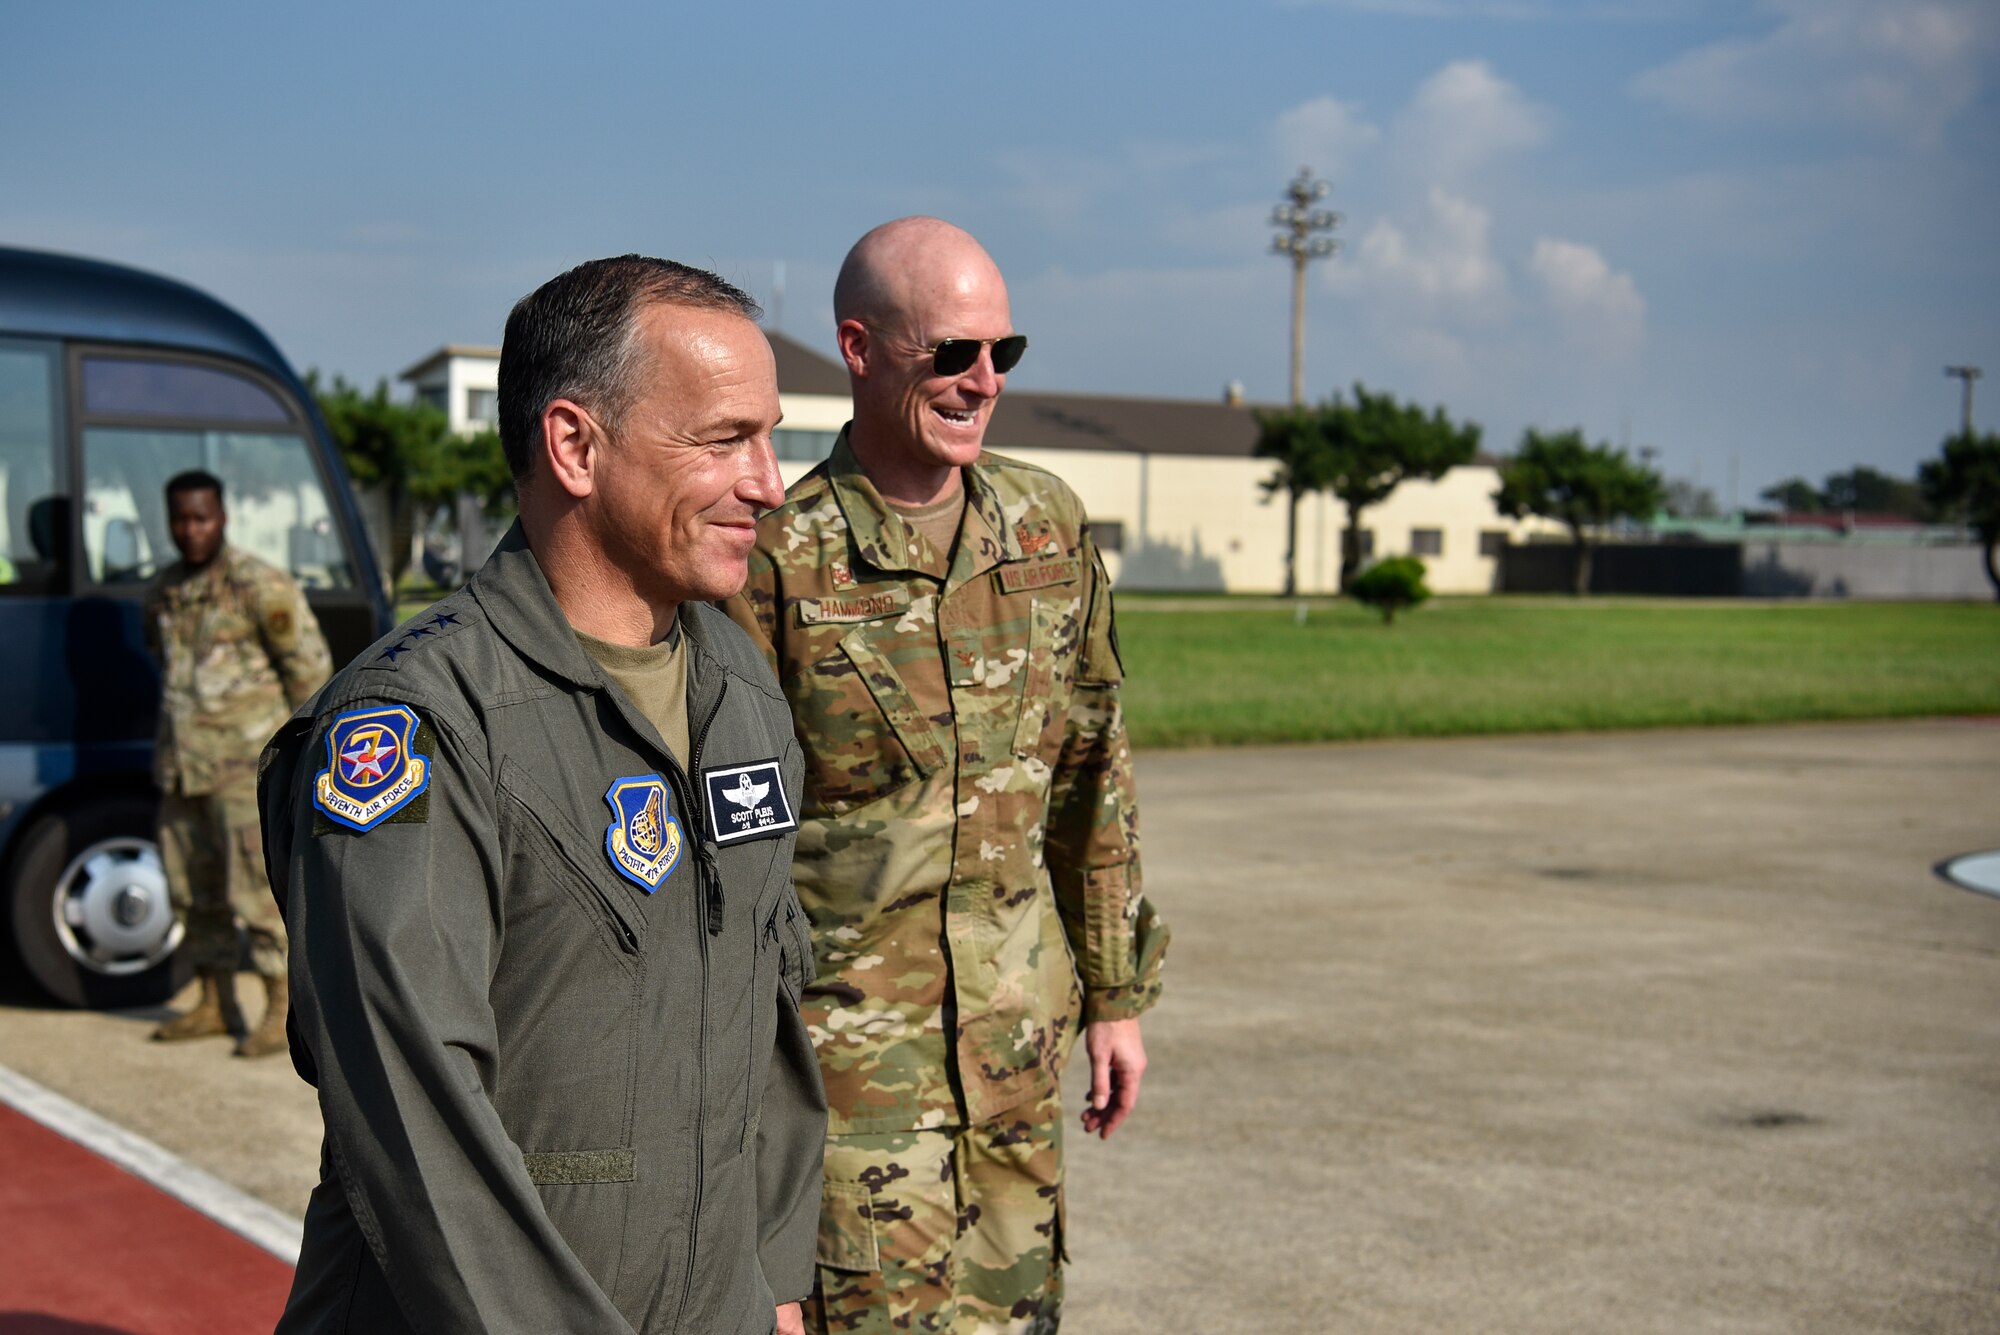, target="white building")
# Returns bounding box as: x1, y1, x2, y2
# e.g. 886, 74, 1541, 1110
399, 345, 502, 436
408, 333, 1552, 595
